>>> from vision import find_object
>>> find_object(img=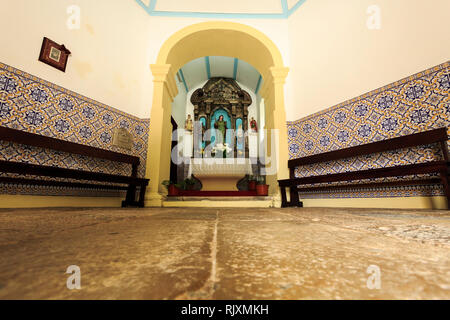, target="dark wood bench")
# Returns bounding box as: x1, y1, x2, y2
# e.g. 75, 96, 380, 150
0, 126, 149, 207
278, 127, 450, 208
